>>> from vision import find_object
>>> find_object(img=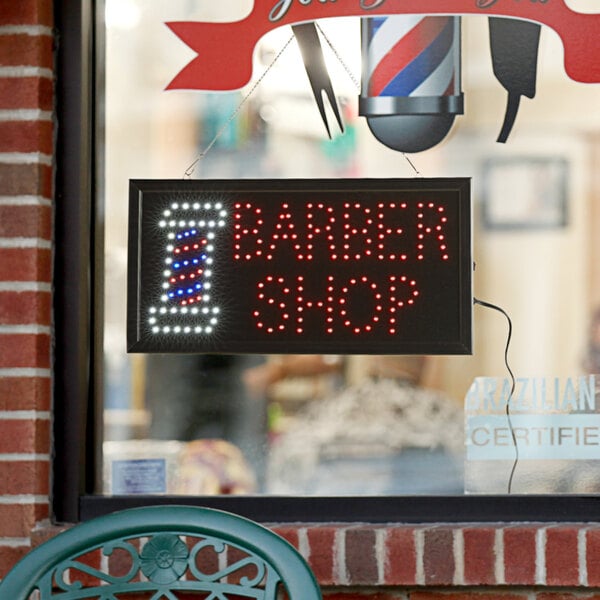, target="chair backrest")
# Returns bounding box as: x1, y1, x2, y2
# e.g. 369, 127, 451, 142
0, 505, 322, 600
